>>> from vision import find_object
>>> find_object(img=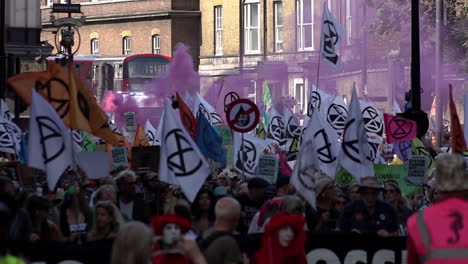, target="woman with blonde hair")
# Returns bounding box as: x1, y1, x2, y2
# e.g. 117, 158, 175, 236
88, 201, 123, 241
111, 221, 154, 264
